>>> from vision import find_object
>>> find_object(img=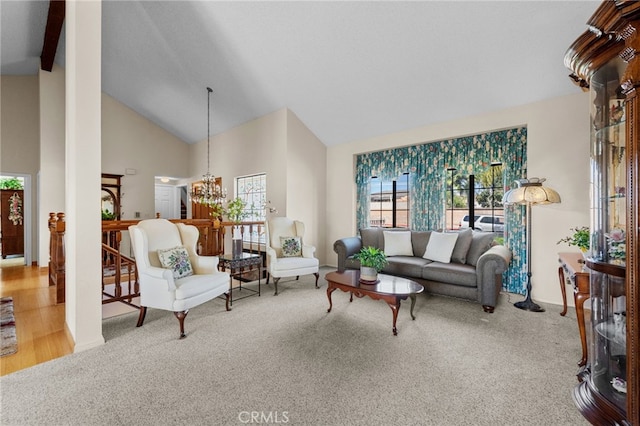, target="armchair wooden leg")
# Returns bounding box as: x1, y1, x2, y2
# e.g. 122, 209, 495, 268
174, 310, 189, 339
313, 272, 319, 288
266, 272, 270, 285
136, 306, 147, 327
225, 292, 231, 311
273, 277, 280, 296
